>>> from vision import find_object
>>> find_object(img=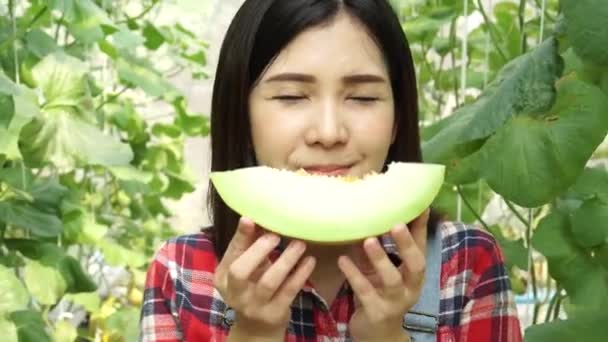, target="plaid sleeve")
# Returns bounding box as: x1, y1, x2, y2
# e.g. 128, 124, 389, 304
438, 223, 523, 342
140, 242, 183, 342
